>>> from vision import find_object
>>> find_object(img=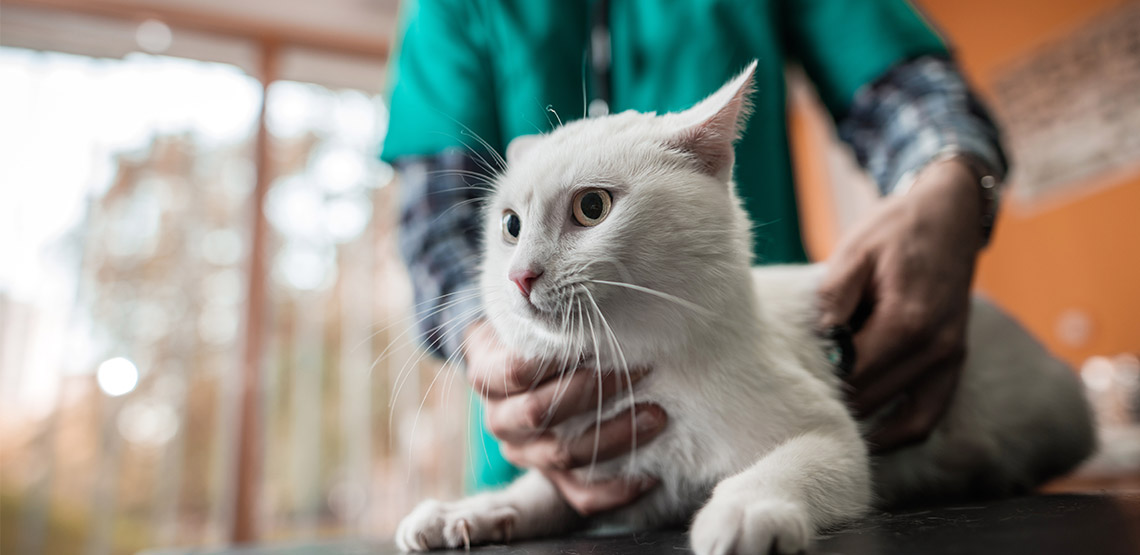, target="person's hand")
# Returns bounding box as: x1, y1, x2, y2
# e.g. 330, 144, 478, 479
463, 320, 667, 515
817, 158, 986, 452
